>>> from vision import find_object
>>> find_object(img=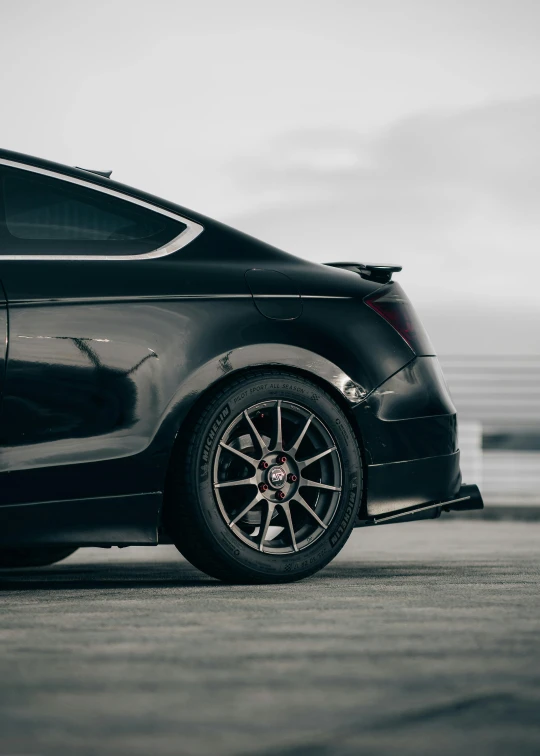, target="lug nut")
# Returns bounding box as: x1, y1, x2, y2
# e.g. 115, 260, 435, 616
259, 483, 269, 493
278, 455, 287, 464
287, 473, 297, 483
259, 460, 269, 470
277, 491, 286, 500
